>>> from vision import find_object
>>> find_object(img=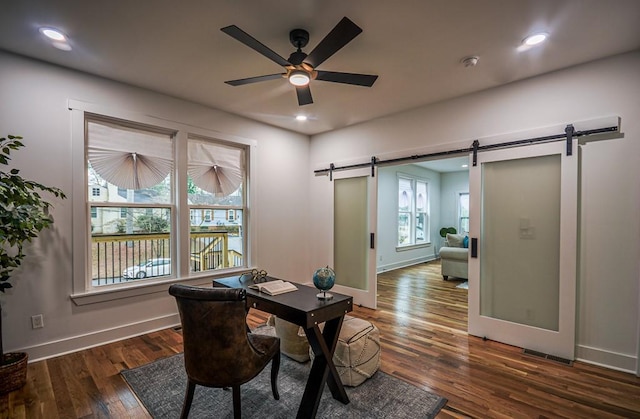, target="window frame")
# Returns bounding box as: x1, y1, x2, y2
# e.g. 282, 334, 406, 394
69, 100, 257, 305
458, 192, 470, 234
396, 173, 430, 249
